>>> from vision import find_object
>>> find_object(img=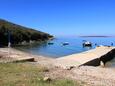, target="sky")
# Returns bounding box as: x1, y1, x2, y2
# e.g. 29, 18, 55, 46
0, 0, 115, 37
